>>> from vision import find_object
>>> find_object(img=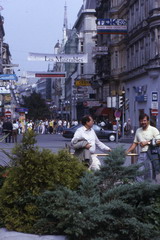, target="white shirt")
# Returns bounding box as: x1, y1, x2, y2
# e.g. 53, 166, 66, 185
71, 126, 111, 154
134, 125, 160, 152
58, 120, 62, 126
13, 123, 19, 130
